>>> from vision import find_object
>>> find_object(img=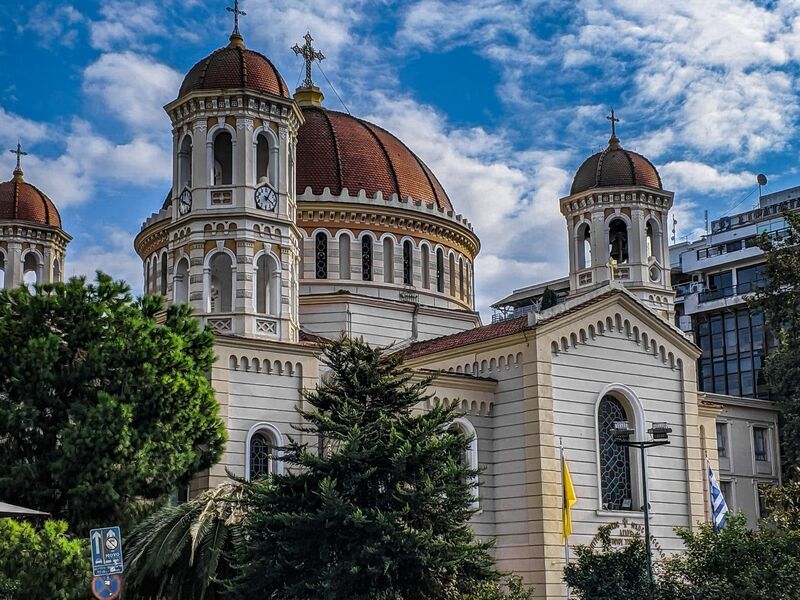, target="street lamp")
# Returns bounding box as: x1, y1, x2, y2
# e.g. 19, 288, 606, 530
612, 420, 672, 589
